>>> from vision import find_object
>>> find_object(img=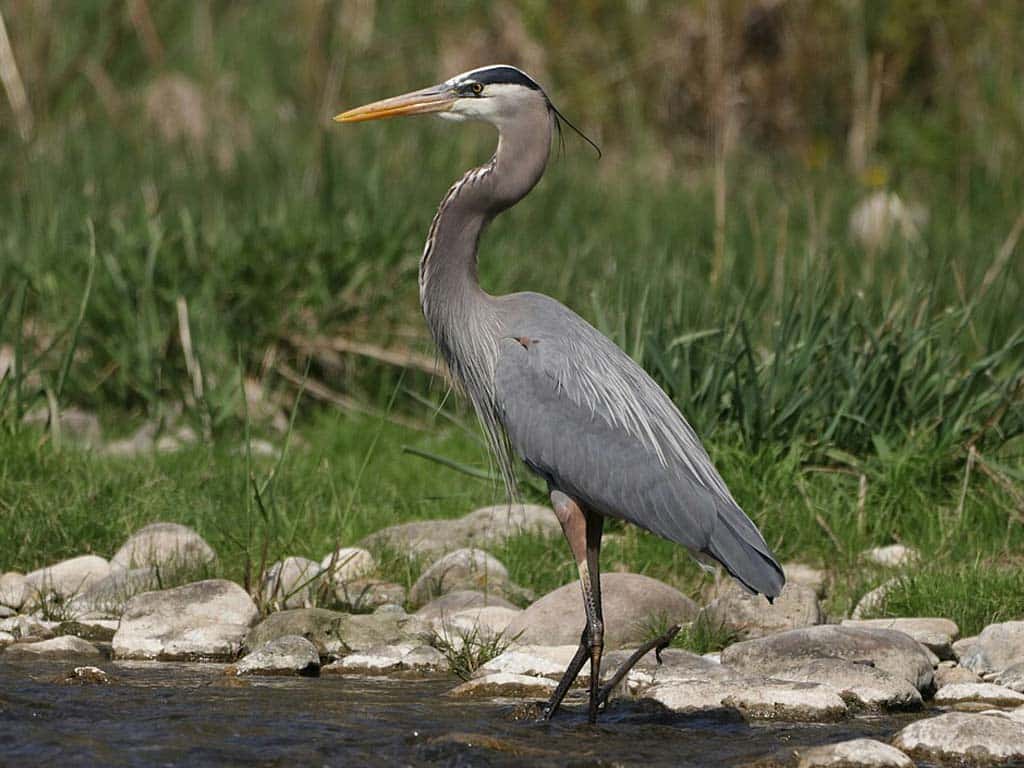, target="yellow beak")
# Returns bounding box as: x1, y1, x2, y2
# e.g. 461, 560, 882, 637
334, 85, 456, 123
